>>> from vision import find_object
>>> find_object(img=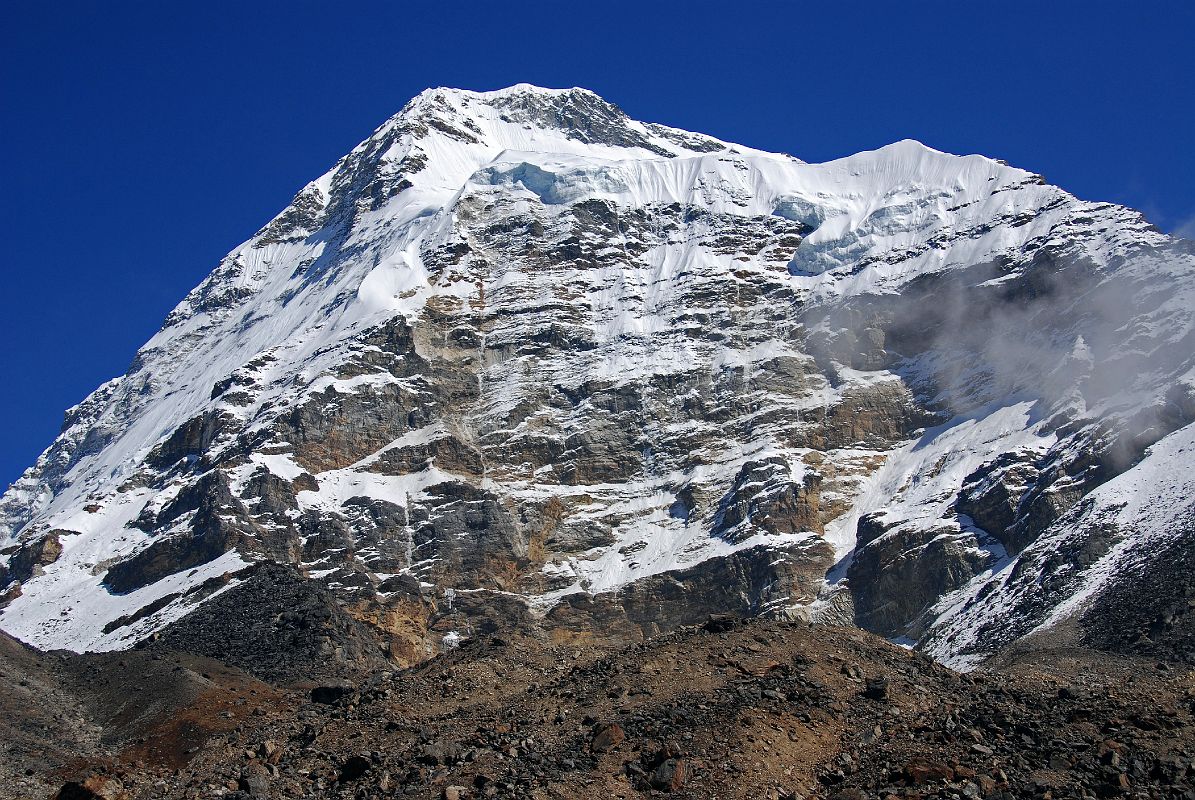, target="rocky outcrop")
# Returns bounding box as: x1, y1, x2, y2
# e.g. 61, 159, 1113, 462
847, 514, 991, 638
368, 435, 483, 478
144, 562, 389, 682
957, 449, 1049, 554
279, 383, 429, 474
408, 482, 526, 587
145, 409, 233, 472
106, 473, 251, 594
711, 457, 822, 542
0, 531, 64, 584
546, 538, 833, 642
